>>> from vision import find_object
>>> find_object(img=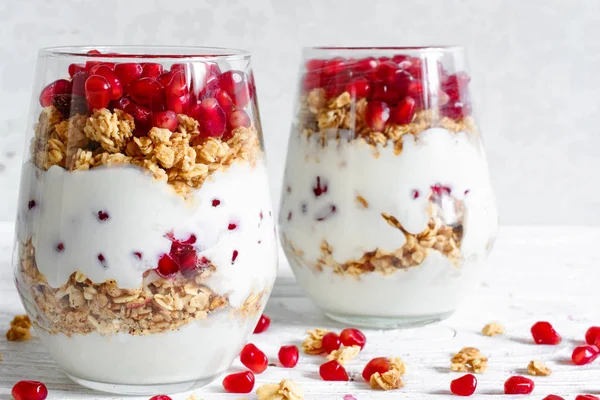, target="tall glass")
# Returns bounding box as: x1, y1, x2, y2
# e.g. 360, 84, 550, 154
279, 47, 497, 328
13, 46, 278, 394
